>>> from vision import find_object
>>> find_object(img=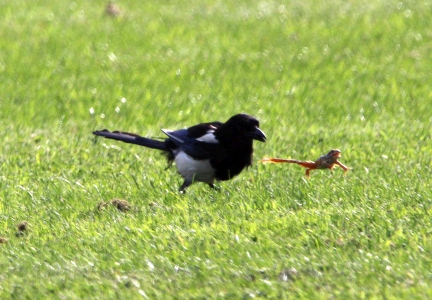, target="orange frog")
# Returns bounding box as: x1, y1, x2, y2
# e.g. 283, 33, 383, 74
261, 149, 350, 177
